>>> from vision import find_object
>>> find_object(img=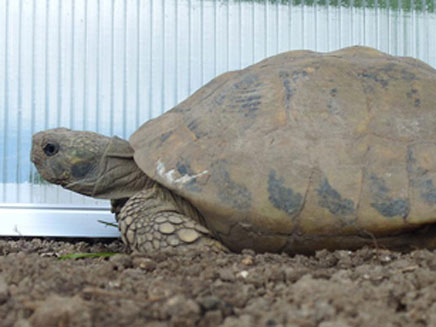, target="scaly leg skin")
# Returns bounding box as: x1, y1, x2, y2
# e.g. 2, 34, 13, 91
117, 186, 227, 253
